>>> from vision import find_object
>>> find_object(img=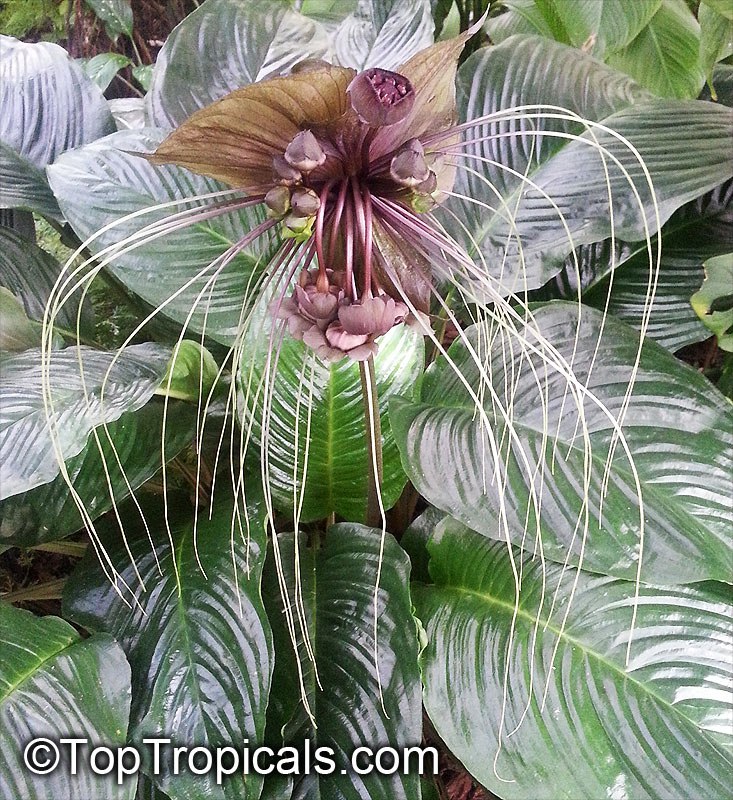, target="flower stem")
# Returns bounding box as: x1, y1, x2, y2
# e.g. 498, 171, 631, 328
359, 355, 383, 527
